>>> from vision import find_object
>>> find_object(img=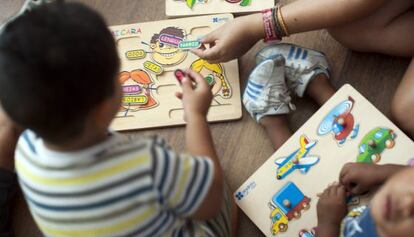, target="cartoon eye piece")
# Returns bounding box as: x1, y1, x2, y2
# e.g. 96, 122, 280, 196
159, 42, 165, 48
